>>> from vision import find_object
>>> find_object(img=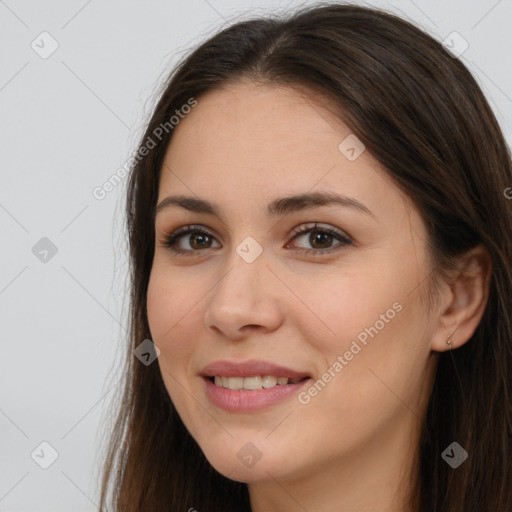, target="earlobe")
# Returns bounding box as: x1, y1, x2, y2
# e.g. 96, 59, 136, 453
430, 244, 492, 352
